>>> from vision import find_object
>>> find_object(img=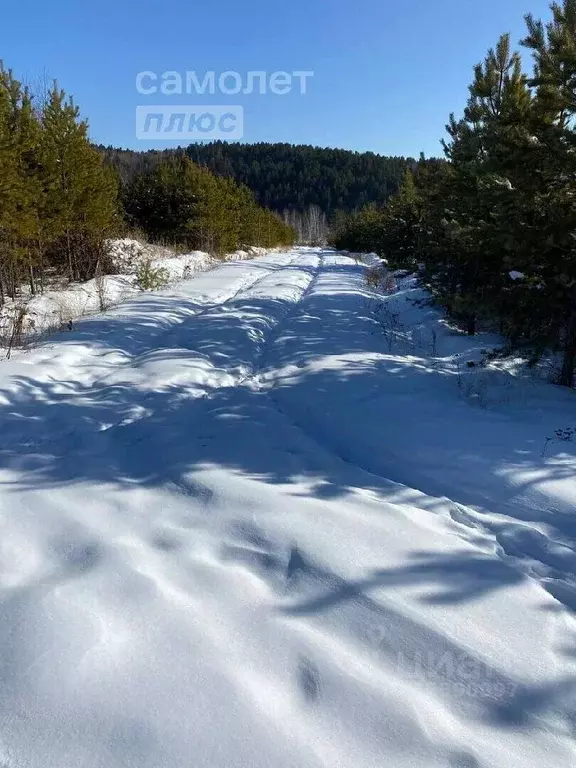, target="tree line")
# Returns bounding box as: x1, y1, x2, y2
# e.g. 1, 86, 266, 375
0, 66, 294, 308
99, 141, 413, 217
0, 65, 119, 300
332, 0, 576, 388
122, 153, 294, 252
